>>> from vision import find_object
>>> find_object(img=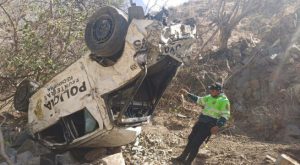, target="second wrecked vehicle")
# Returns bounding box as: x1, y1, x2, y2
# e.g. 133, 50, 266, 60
13, 5, 196, 150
